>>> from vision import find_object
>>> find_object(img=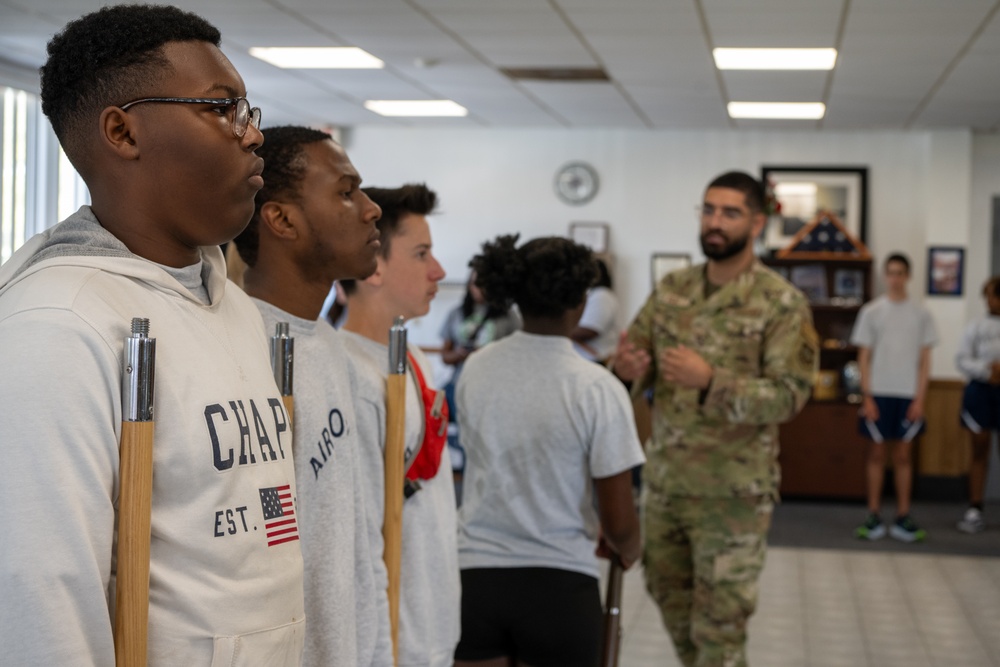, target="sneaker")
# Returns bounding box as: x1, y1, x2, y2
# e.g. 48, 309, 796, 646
957, 507, 985, 534
855, 513, 886, 540
890, 516, 927, 542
